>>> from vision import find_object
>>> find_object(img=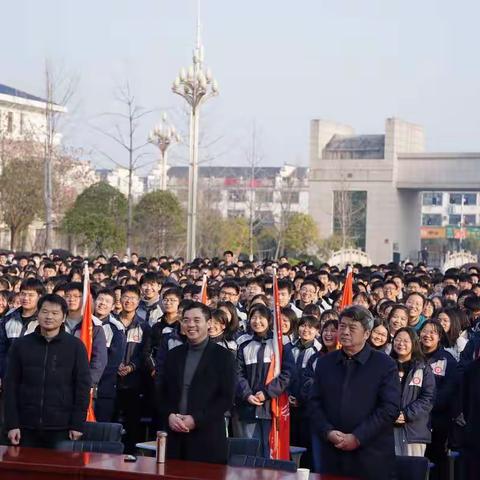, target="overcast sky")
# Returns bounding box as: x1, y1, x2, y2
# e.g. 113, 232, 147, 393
2, 0, 479, 171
